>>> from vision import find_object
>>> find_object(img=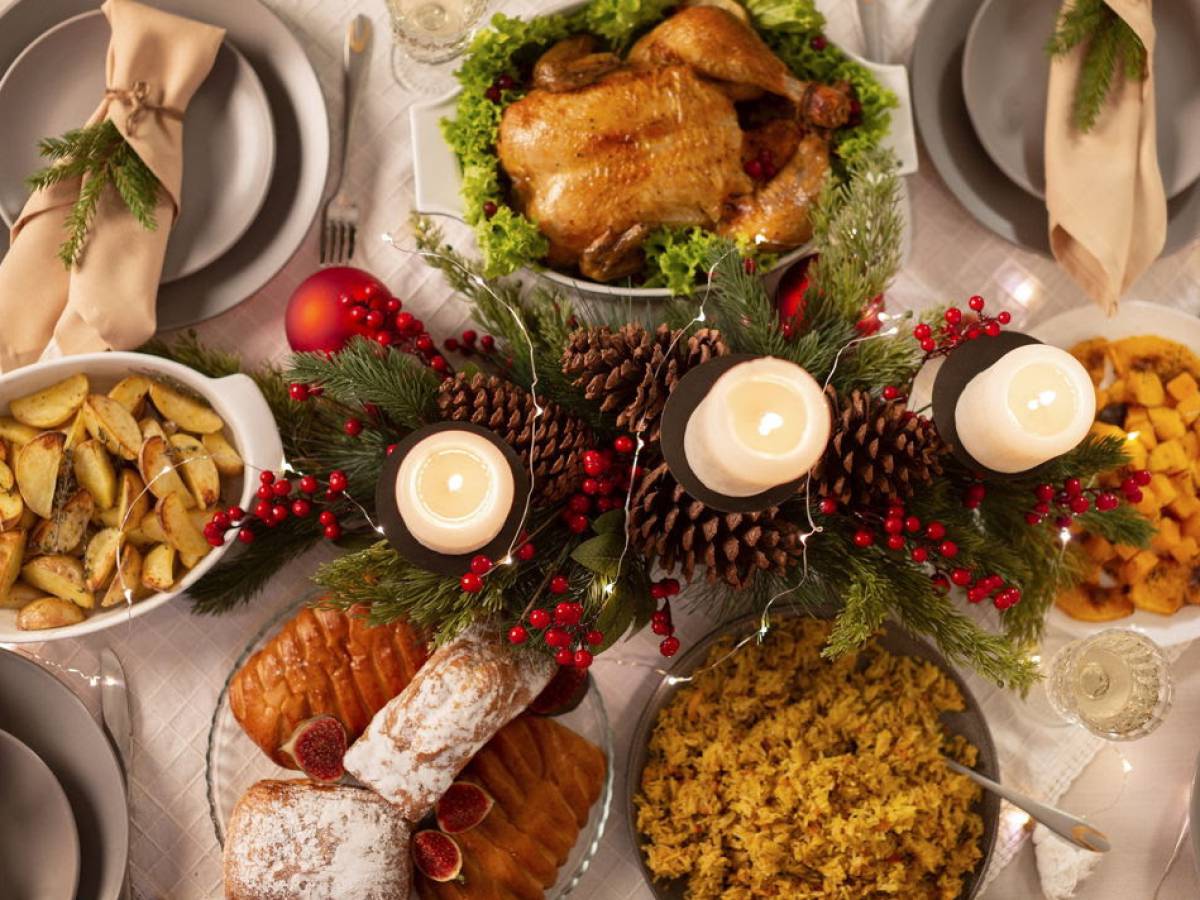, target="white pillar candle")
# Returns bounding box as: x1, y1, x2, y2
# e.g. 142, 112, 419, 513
396, 430, 515, 554
954, 344, 1095, 473
683, 357, 831, 497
